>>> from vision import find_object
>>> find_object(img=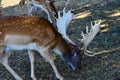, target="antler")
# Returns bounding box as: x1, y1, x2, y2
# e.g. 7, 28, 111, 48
56, 1, 101, 57
56, 1, 75, 44
80, 20, 101, 56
